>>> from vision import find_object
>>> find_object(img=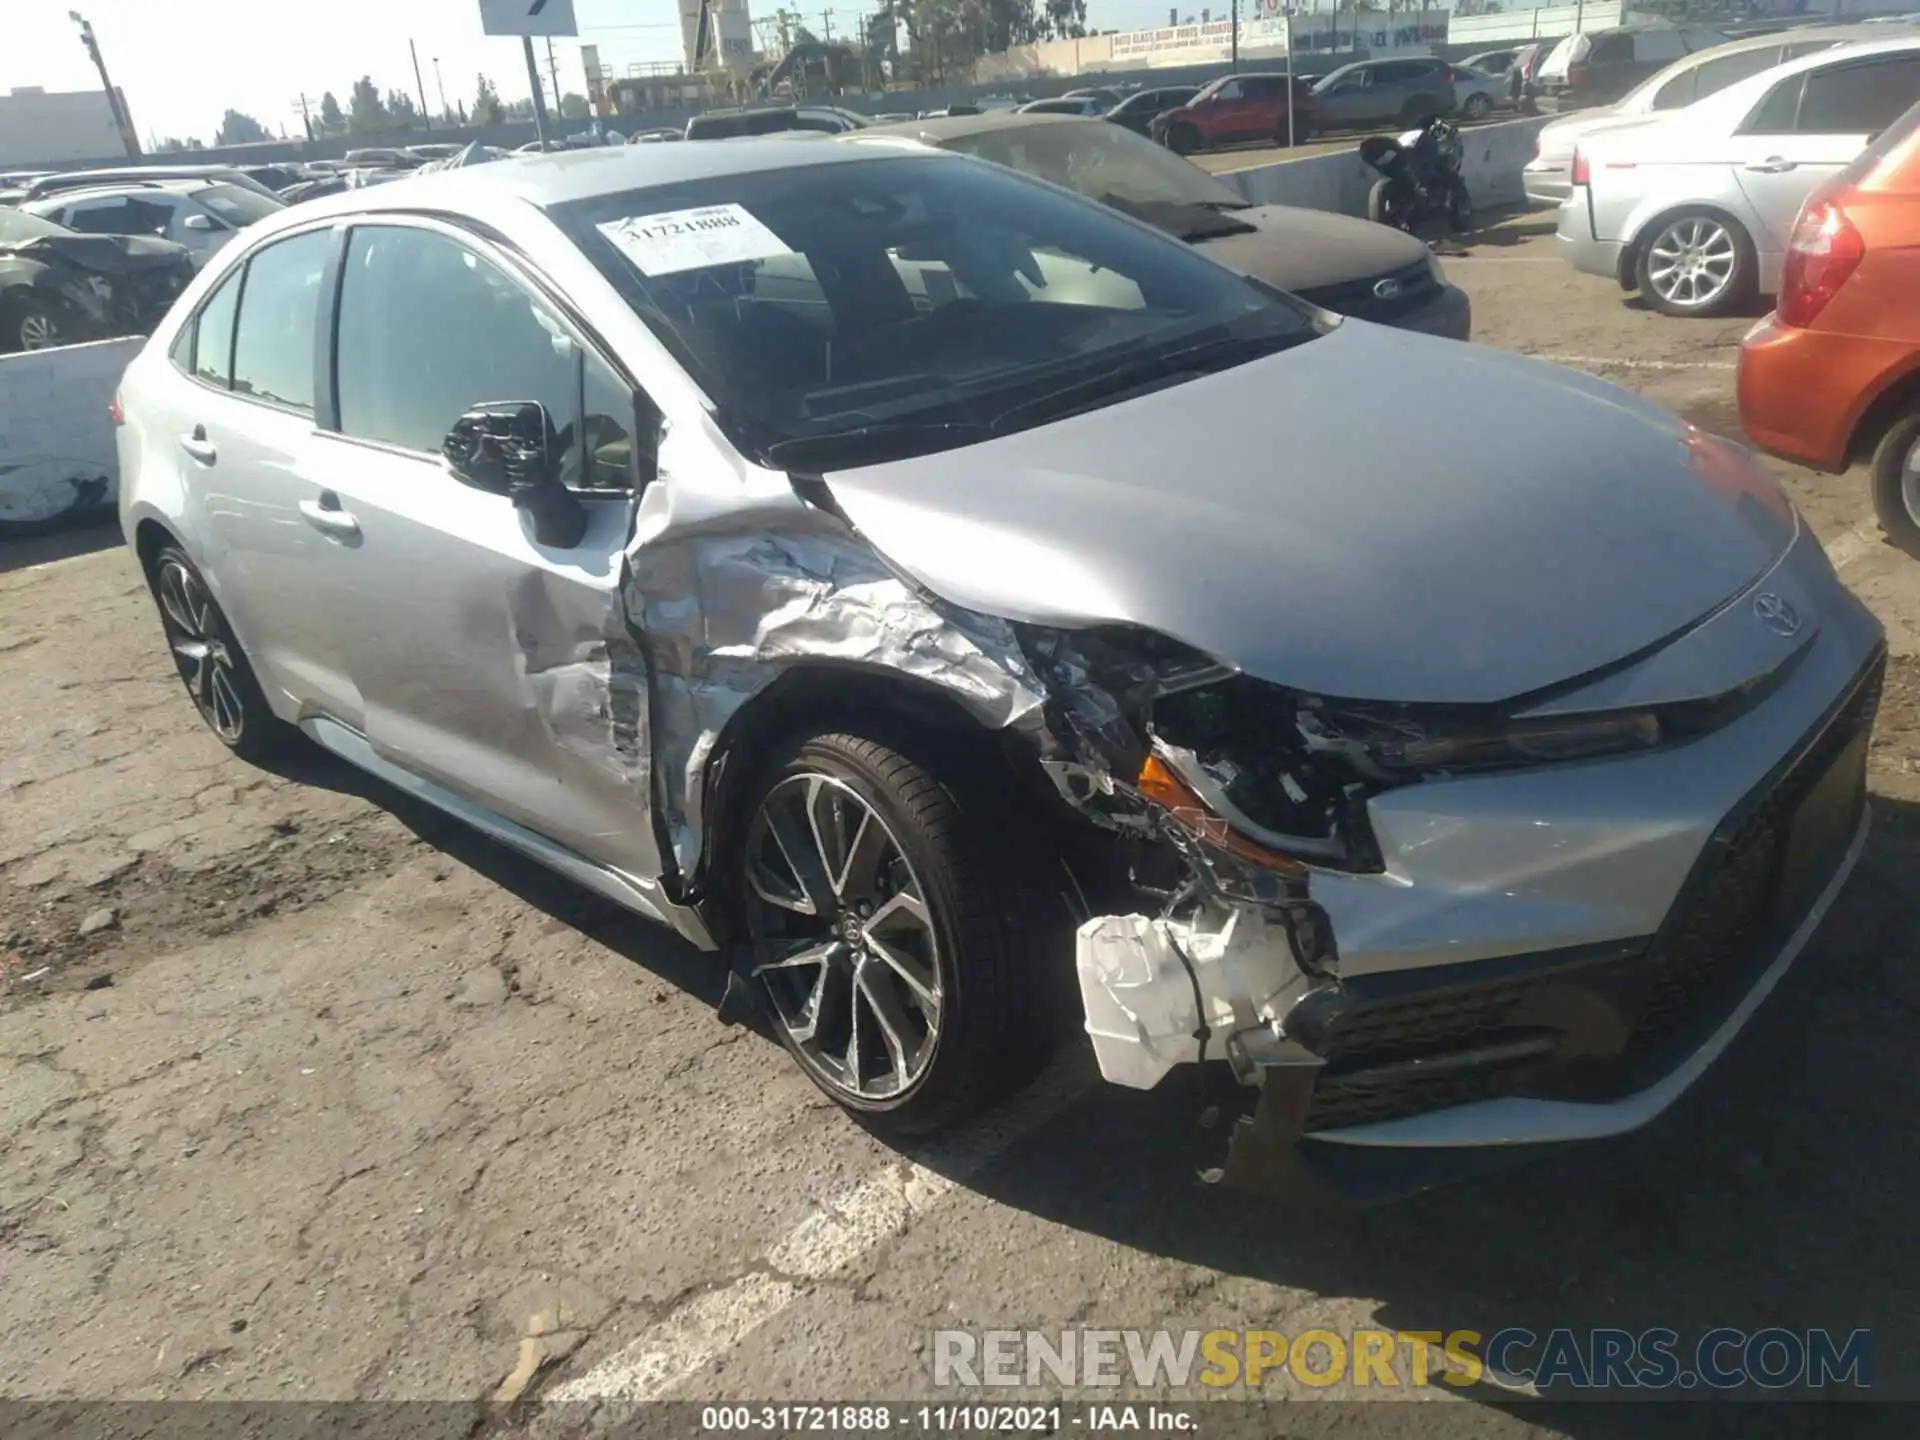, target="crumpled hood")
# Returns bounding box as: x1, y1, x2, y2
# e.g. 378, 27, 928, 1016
2, 231, 191, 275
822, 321, 1798, 705
1193, 204, 1431, 291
